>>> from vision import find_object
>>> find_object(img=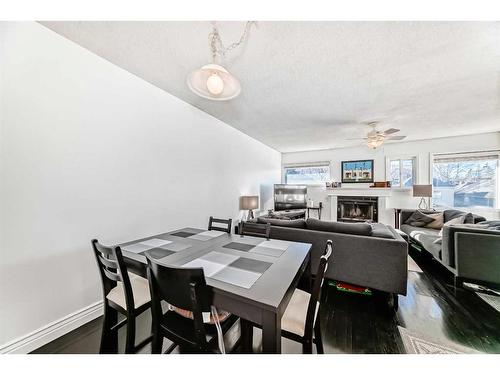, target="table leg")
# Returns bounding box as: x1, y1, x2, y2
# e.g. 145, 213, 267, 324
261, 310, 281, 354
